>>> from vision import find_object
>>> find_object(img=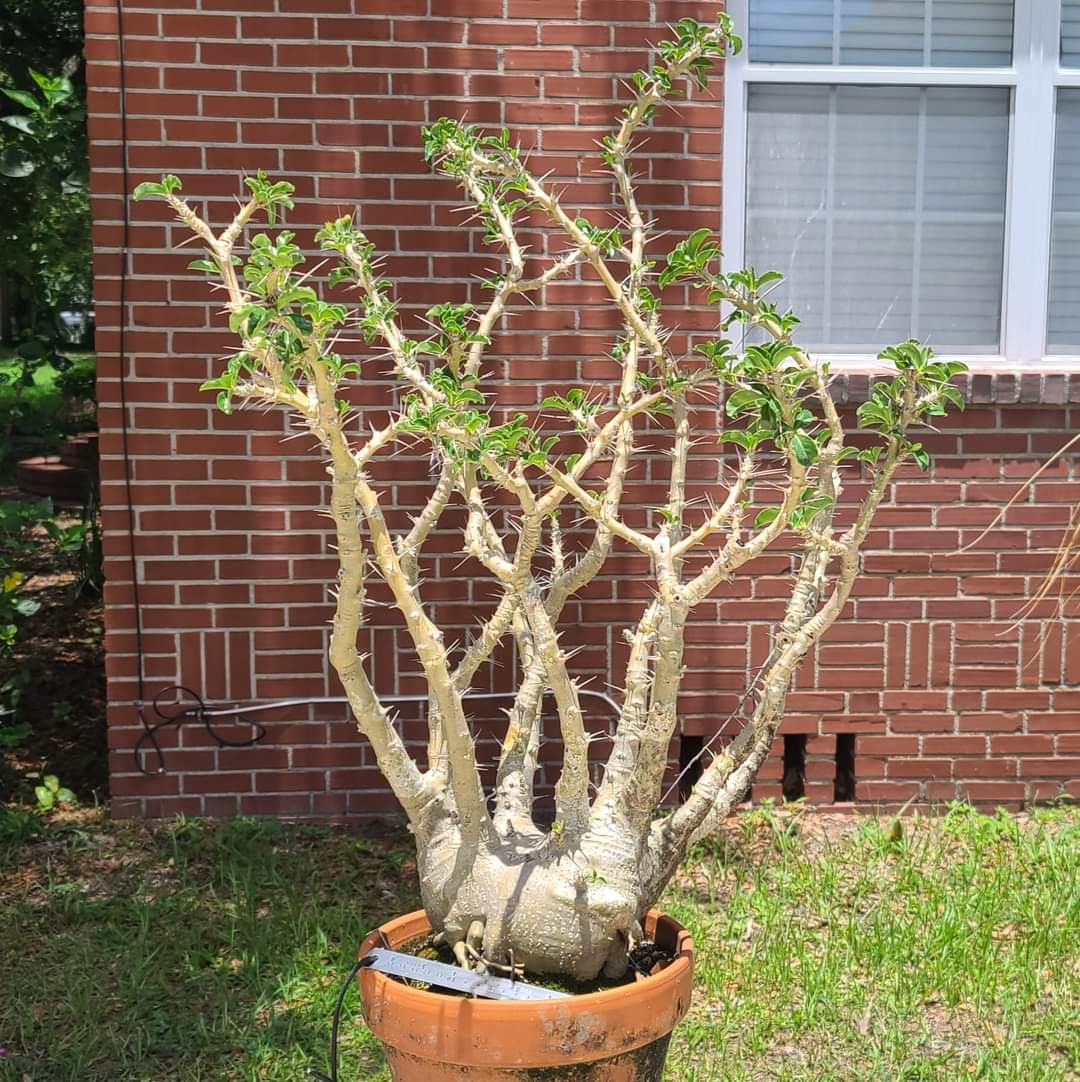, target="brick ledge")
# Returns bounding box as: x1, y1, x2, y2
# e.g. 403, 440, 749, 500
828, 368, 1080, 406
